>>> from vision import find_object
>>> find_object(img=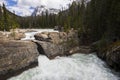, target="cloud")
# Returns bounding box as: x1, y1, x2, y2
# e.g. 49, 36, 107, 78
17, 0, 41, 8
8, 6, 32, 16
0, 0, 7, 5
40, 0, 74, 9
3, 0, 74, 16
